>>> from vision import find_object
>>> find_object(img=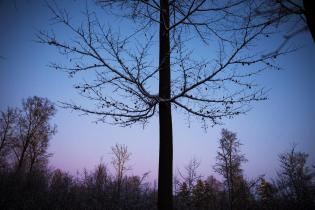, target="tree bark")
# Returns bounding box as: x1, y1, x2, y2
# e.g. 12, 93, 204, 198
158, 0, 173, 210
